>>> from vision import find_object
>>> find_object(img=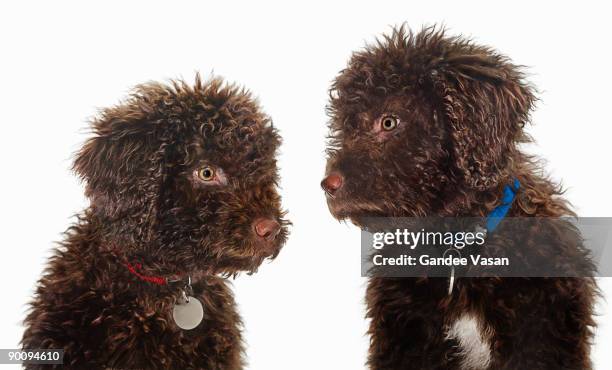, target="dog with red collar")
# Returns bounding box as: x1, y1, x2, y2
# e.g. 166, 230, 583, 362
22, 75, 289, 370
